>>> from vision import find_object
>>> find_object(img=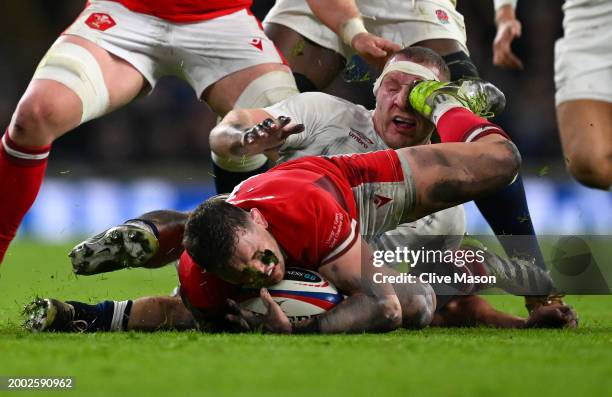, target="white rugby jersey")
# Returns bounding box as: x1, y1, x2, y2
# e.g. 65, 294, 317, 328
562, 0, 612, 32
357, 0, 457, 21
265, 92, 466, 252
